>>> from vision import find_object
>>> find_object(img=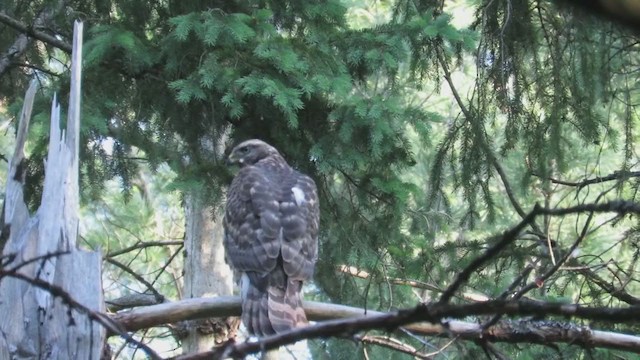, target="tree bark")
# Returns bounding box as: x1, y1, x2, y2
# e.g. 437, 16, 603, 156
181, 194, 235, 353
